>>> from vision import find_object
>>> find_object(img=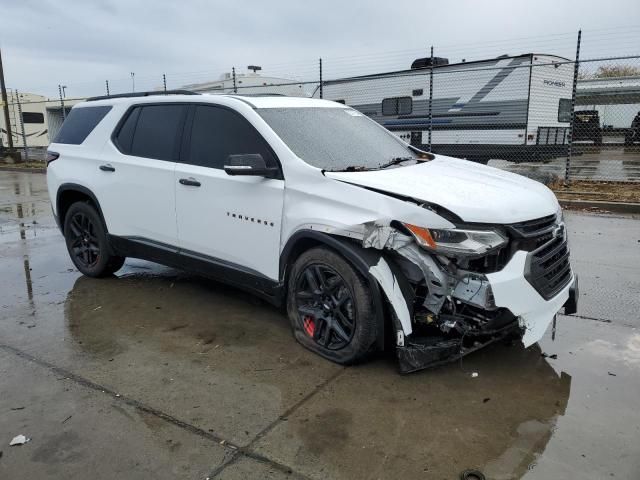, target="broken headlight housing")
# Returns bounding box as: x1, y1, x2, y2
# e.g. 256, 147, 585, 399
402, 223, 507, 257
